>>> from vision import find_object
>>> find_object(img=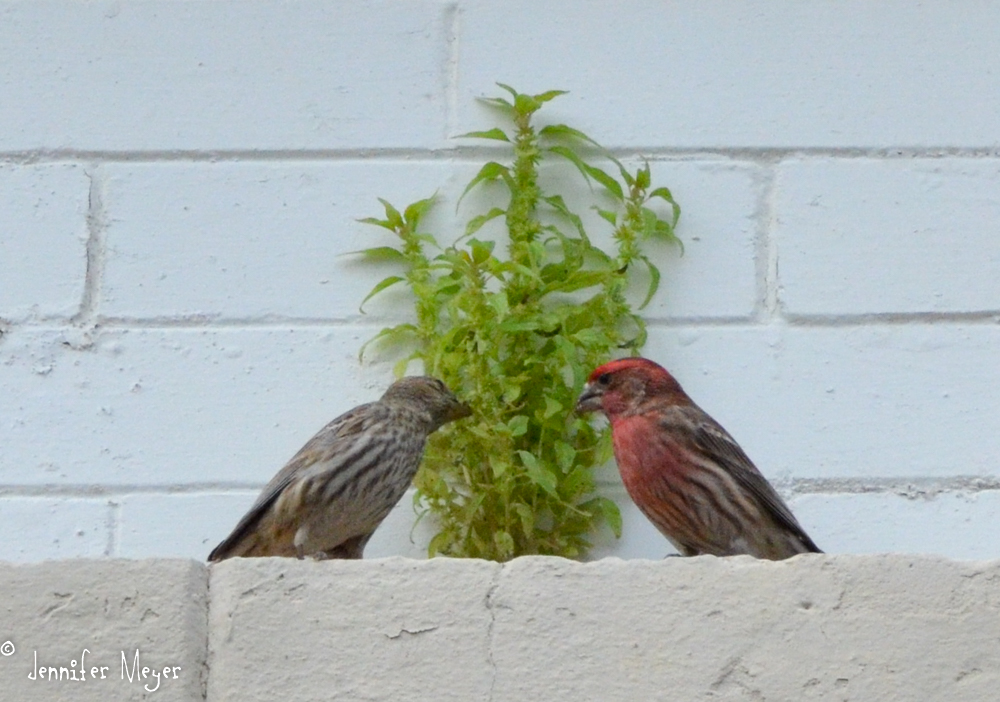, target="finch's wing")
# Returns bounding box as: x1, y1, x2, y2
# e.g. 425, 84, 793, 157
207, 402, 378, 561
689, 411, 822, 554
